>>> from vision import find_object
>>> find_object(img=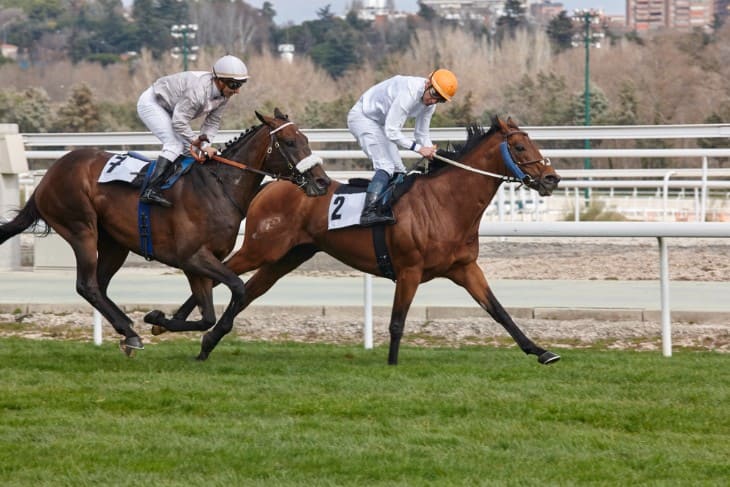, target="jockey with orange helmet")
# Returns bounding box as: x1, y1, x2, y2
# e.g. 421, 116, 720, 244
347, 69, 458, 226
136, 54, 249, 207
